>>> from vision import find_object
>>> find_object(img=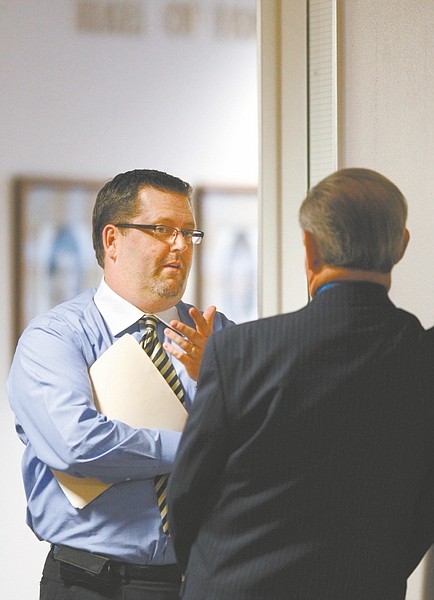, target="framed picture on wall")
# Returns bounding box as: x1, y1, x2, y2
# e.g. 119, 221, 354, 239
192, 186, 257, 324
12, 176, 104, 339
